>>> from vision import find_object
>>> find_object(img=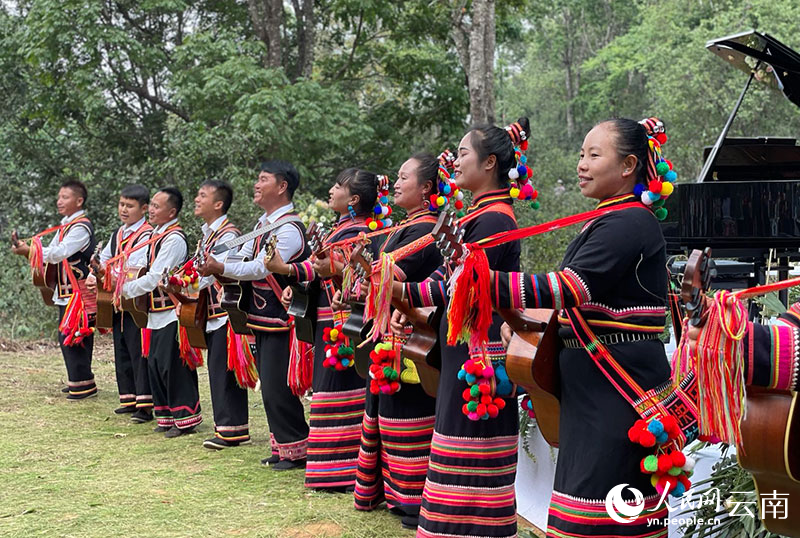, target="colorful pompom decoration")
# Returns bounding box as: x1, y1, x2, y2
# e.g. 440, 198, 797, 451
505, 121, 540, 209
368, 341, 400, 395
428, 149, 465, 217
640, 449, 695, 498
365, 175, 393, 231
629, 414, 693, 497
322, 324, 354, 371
520, 394, 536, 419
457, 357, 507, 421
636, 117, 677, 221
168, 258, 201, 290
